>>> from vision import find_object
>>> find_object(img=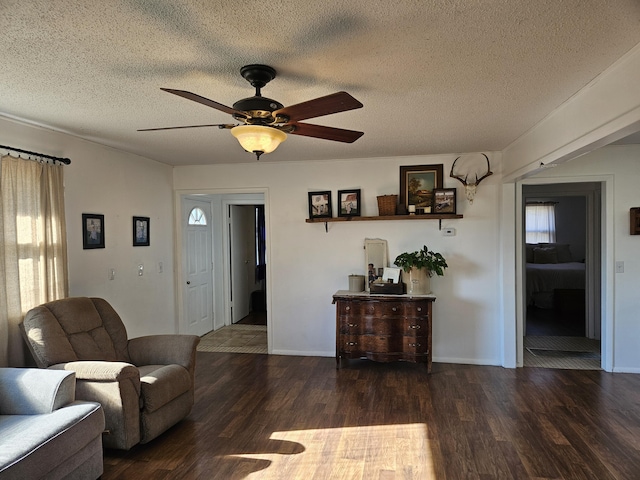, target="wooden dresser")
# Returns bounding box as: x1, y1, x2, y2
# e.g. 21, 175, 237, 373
333, 291, 435, 372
